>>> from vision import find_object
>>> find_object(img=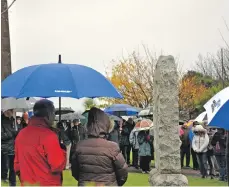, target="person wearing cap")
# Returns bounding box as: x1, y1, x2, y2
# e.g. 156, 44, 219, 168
1, 109, 17, 186
70, 118, 87, 162
14, 99, 66, 186
192, 125, 209, 178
